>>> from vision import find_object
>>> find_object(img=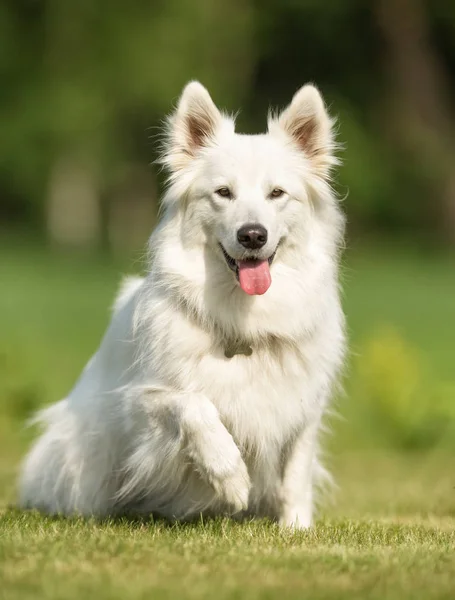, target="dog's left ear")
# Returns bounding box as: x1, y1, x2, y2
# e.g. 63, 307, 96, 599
162, 82, 233, 174
269, 85, 337, 178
